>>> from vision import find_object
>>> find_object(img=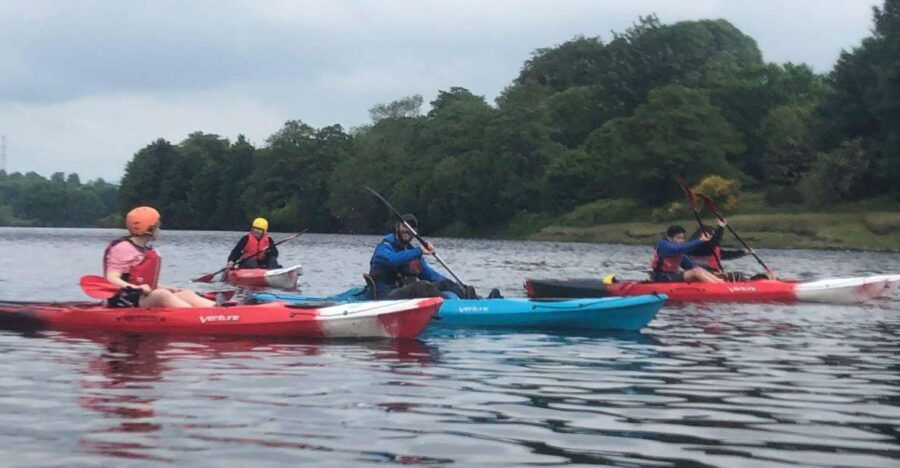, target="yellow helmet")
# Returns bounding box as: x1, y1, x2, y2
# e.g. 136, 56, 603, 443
602, 274, 618, 285
251, 217, 269, 232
